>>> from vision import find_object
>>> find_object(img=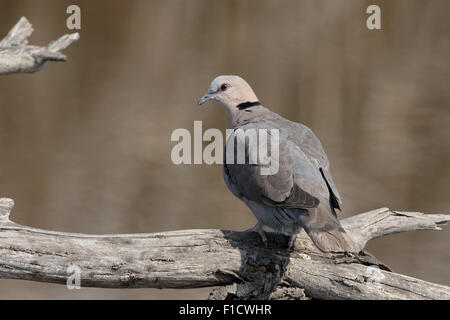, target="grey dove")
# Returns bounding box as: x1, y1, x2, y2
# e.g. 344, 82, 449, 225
198, 75, 355, 252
